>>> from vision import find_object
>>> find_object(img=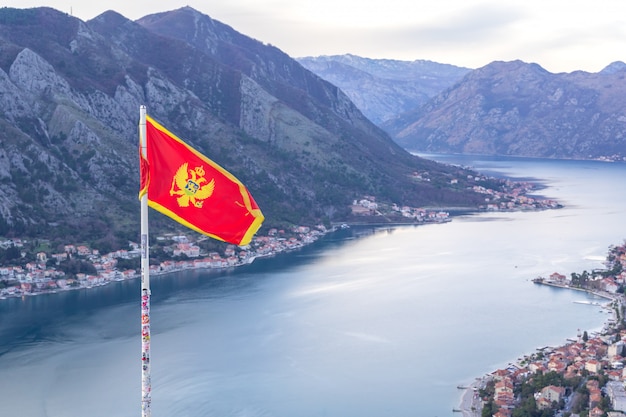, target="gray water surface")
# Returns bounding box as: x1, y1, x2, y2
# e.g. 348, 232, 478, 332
0, 156, 624, 417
